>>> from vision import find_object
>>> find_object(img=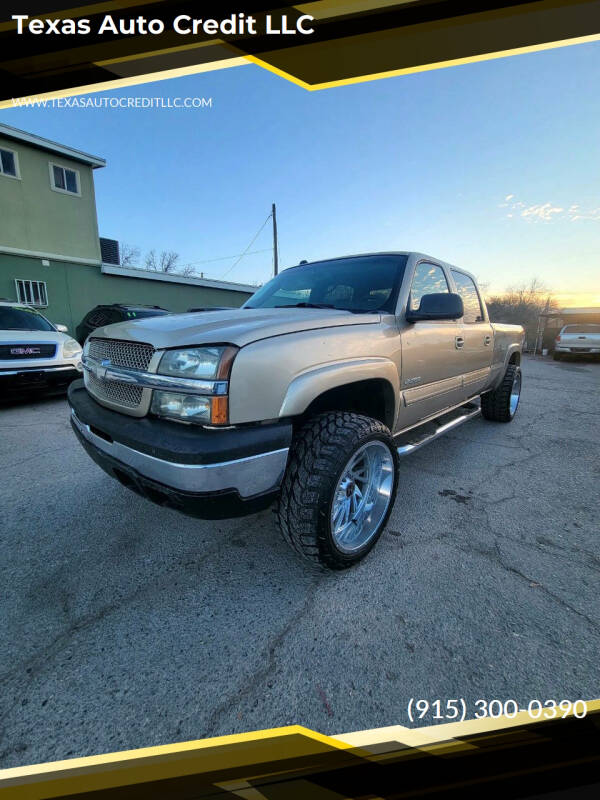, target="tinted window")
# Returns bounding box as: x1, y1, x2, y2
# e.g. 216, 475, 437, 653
124, 309, 168, 319
0, 306, 55, 331
245, 255, 408, 313
409, 263, 449, 311
562, 324, 600, 334
451, 270, 483, 323
85, 309, 113, 328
